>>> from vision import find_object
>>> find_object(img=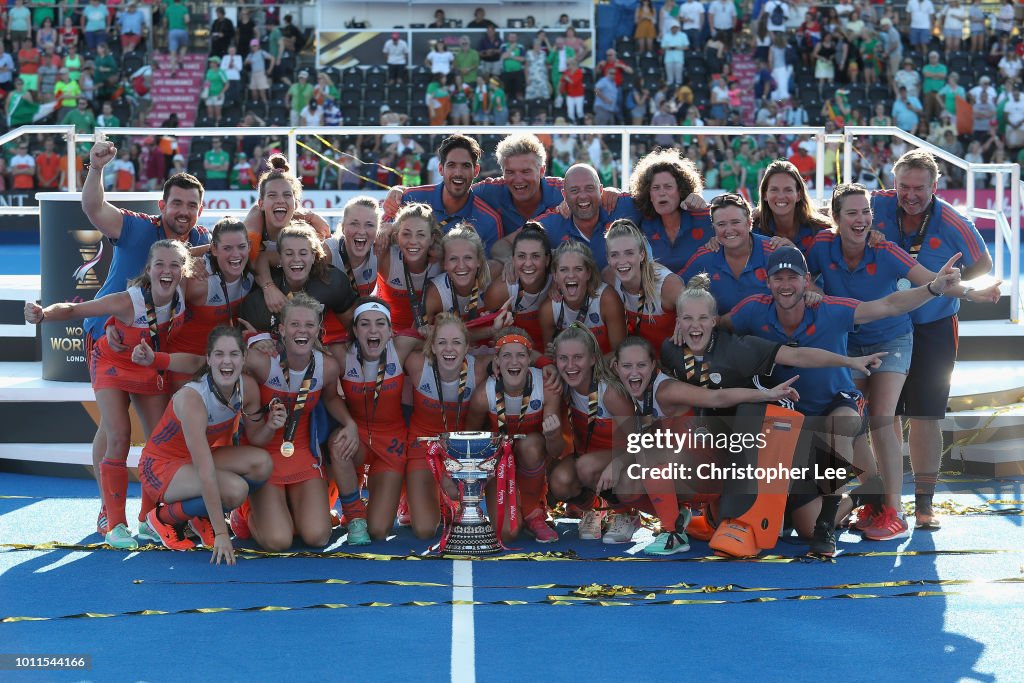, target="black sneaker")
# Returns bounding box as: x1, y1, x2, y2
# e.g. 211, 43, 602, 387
808, 519, 837, 557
